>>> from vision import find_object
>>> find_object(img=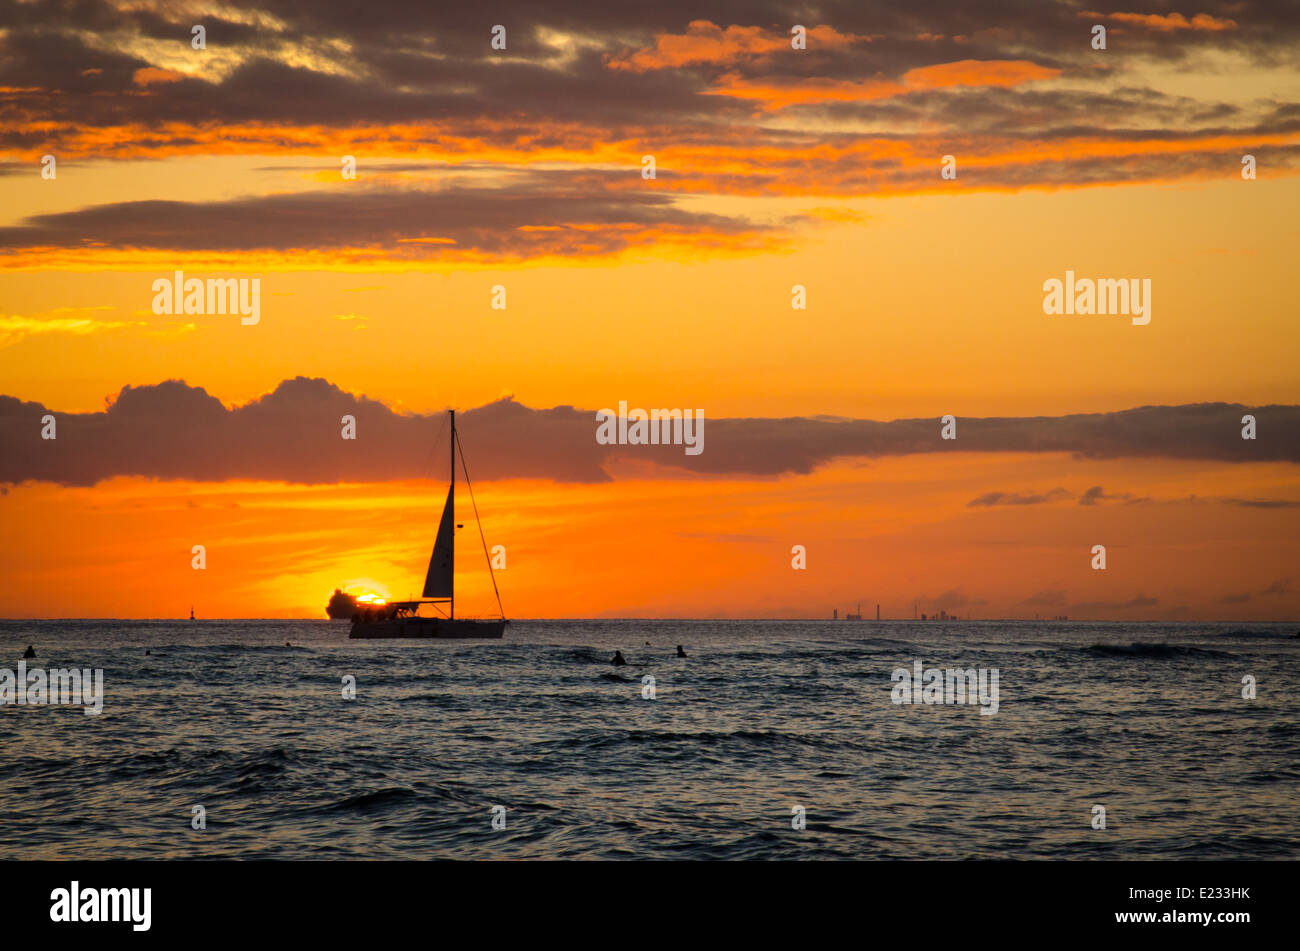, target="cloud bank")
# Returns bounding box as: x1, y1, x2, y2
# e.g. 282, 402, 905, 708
2, 377, 1296, 486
